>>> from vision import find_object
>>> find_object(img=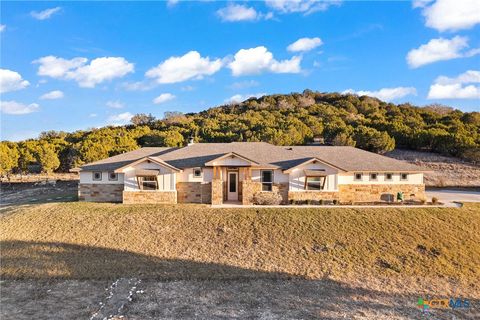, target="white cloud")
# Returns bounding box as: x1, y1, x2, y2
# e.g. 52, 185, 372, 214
89, 113, 97, 118
428, 70, 480, 99
265, 0, 340, 15
412, 0, 433, 8
0, 69, 30, 93
107, 112, 133, 125
287, 37, 323, 52
167, 0, 179, 7
225, 93, 266, 103
0, 101, 39, 115
33, 56, 134, 88
30, 7, 61, 20
121, 81, 156, 91
406, 36, 479, 68
40, 90, 64, 100
153, 93, 176, 104
228, 46, 301, 76
418, 0, 480, 32
0, 24, 6, 32
146, 51, 222, 84
229, 80, 260, 90
106, 100, 124, 109
217, 4, 259, 22
343, 87, 417, 101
